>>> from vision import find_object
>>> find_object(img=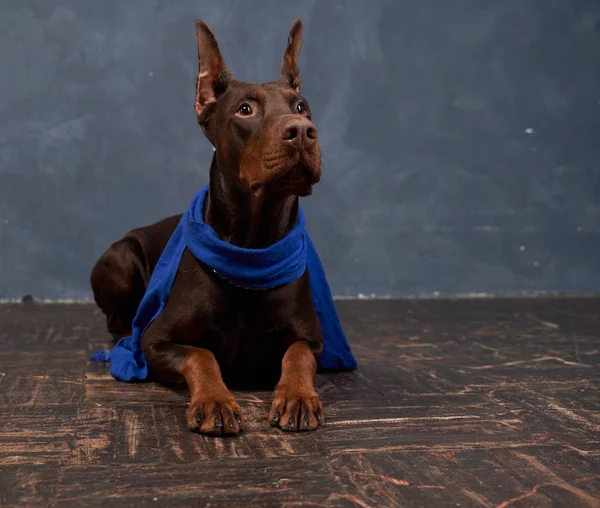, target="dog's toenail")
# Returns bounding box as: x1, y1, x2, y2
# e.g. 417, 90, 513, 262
288, 416, 295, 429
196, 413, 203, 424
214, 417, 222, 427
227, 418, 235, 429
273, 410, 280, 423
235, 414, 242, 425
316, 409, 322, 422
302, 415, 310, 429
